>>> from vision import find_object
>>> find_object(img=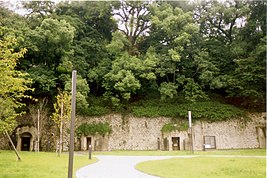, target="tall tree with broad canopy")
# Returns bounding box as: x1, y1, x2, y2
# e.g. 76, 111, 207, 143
194, 0, 266, 108
113, 0, 151, 55
25, 18, 75, 98
146, 2, 207, 102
